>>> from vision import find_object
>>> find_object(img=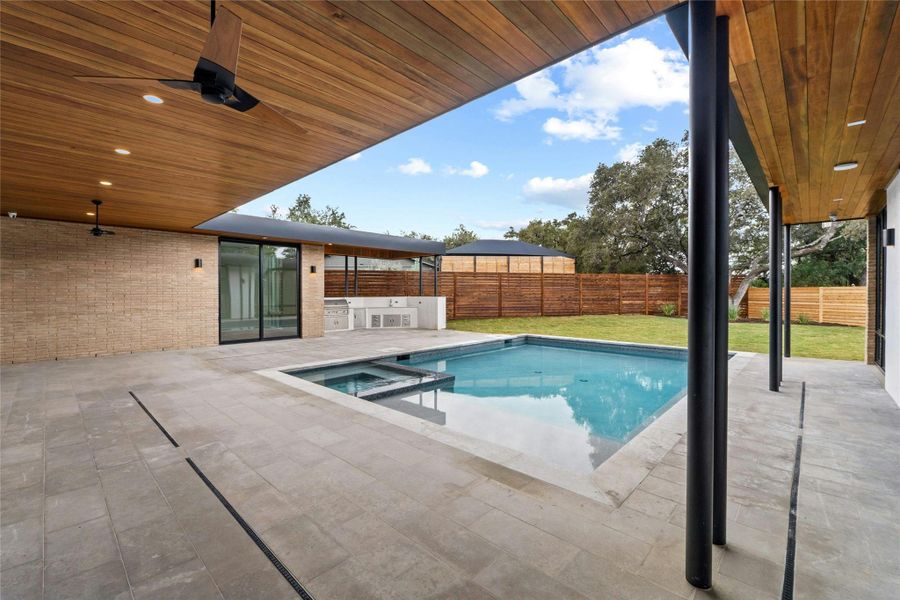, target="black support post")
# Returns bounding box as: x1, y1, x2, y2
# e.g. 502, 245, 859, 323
712, 13, 730, 548
354, 256, 359, 295
419, 257, 424, 295
784, 225, 792, 358
344, 256, 349, 296
769, 187, 782, 391
433, 255, 439, 296
685, 0, 716, 589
